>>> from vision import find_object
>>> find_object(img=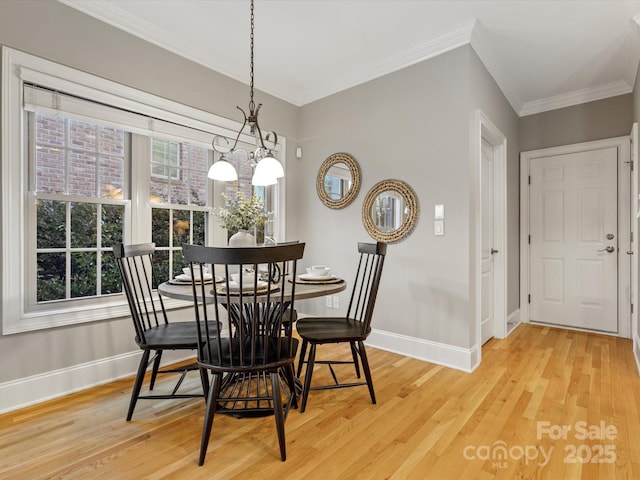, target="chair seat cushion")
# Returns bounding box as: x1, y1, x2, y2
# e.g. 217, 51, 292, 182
296, 317, 369, 343
138, 322, 211, 349
201, 336, 299, 369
